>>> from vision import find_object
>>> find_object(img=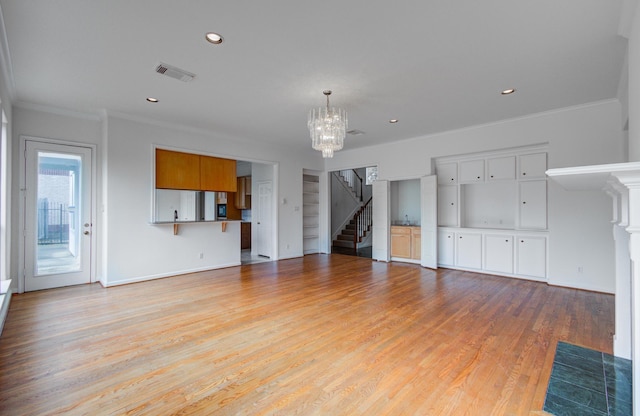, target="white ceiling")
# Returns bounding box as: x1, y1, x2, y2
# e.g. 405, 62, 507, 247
0, 0, 628, 154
